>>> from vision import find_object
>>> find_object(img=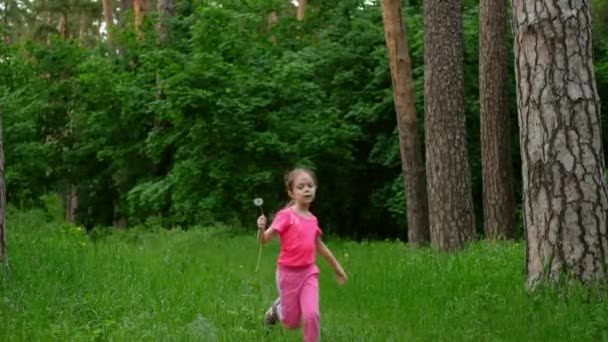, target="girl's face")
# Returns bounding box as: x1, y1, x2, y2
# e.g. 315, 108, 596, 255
288, 172, 317, 206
